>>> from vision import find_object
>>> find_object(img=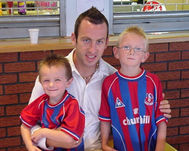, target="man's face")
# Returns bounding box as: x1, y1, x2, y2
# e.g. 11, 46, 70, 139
72, 19, 108, 69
